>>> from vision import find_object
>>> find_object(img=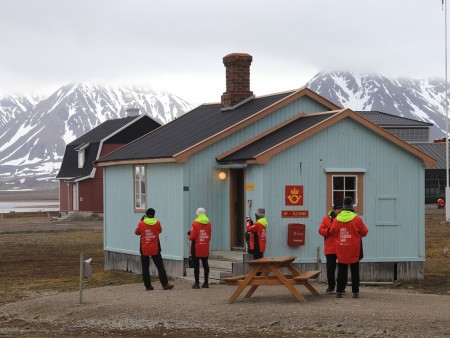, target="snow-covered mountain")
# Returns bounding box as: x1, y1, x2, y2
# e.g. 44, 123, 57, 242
305, 71, 446, 140
2, 72, 448, 192
0, 83, 194, 192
